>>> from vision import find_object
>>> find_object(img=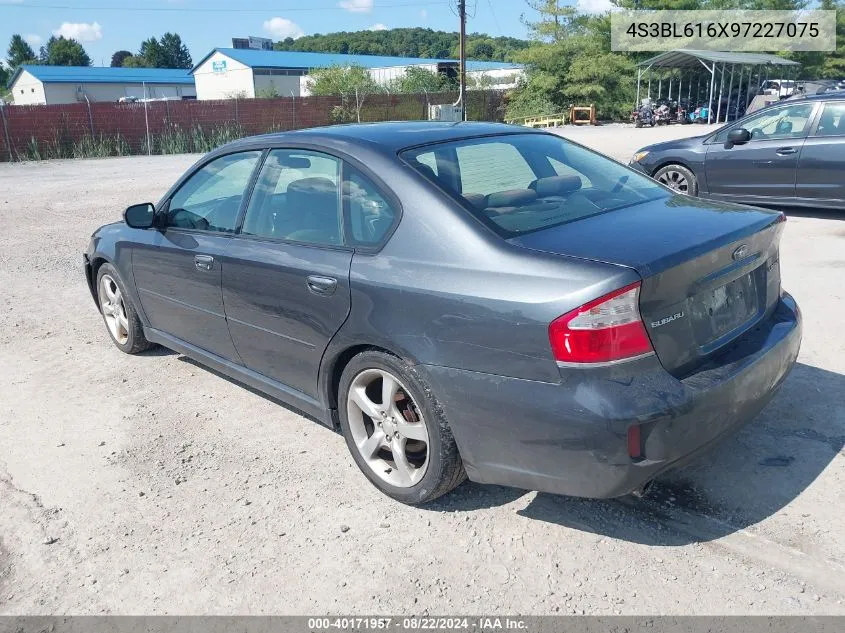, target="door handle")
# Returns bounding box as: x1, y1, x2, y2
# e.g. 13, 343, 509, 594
306, 275, 338, 296
776, 147, 797, 155
194, 254, 214, 271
